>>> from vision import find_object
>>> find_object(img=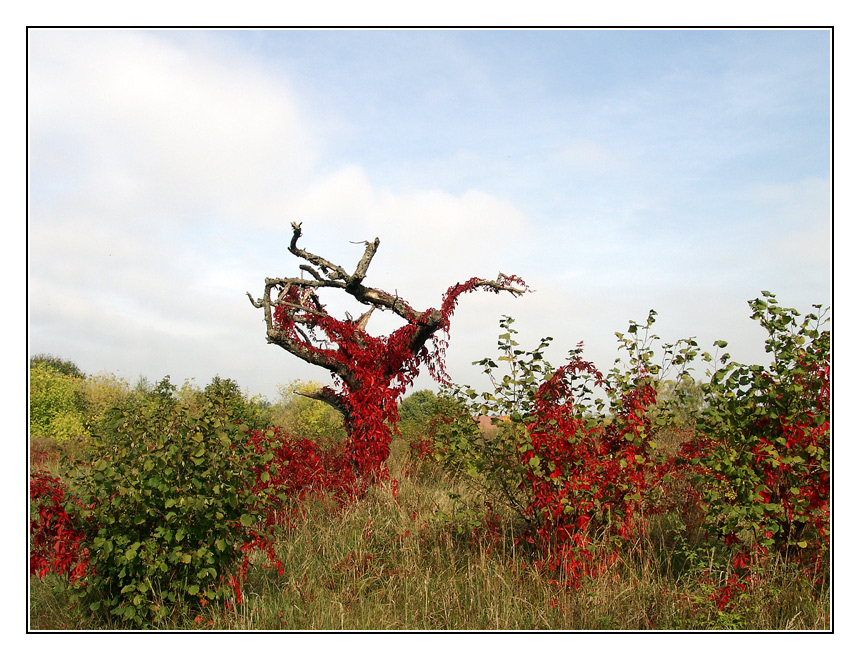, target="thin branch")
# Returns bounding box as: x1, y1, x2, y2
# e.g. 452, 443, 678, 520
476, 273, 529, 297
287, 321, 315, 347
289, 222, 351, 282
299, 264, 325, 281
279, 301, 327, 317
246, 292, 264, 308
266, 276, 342, 291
